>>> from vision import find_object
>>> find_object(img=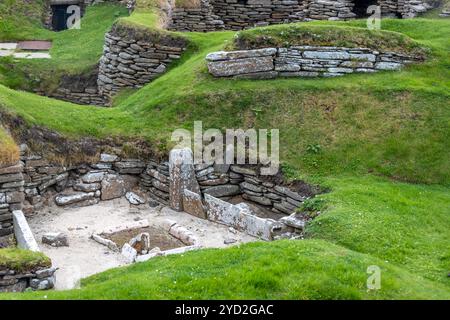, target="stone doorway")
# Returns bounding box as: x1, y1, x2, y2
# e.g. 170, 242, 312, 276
353, 0, 379, 18
51, 5, 71, 31
49, 0, 84, 31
